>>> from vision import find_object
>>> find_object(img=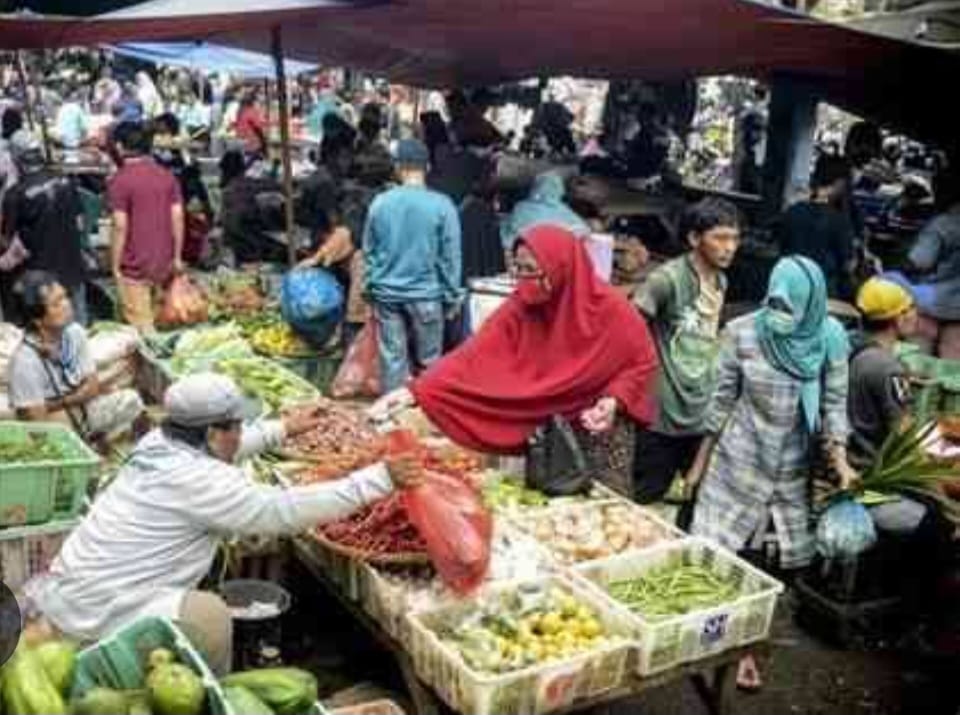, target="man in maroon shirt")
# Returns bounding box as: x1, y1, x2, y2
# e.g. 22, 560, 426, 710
108, 122, 184, 333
